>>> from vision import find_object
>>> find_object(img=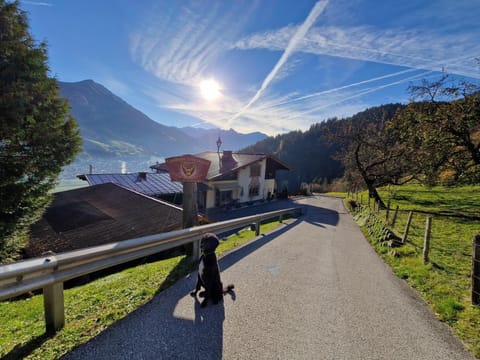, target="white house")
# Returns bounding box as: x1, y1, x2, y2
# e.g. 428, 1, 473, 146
151, 150, 290, 210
